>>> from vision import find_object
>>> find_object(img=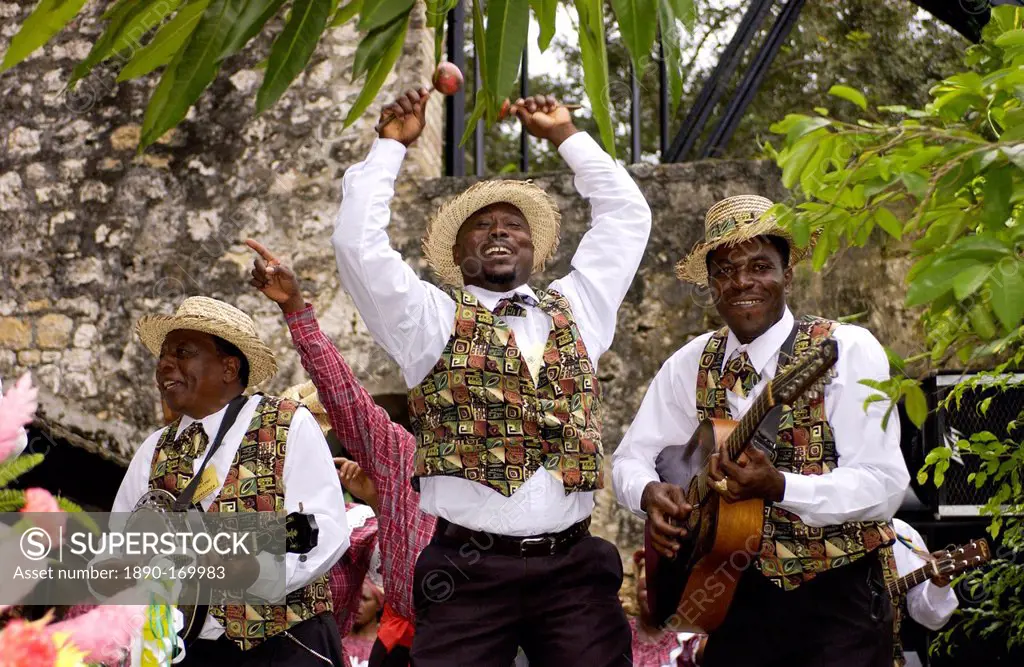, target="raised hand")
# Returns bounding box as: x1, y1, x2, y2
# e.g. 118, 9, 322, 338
246, 239, 305, 315
377, 88, 431, 147
334, 457, 379, 512
508, 94, 578, 147
642, 481, 693, 559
